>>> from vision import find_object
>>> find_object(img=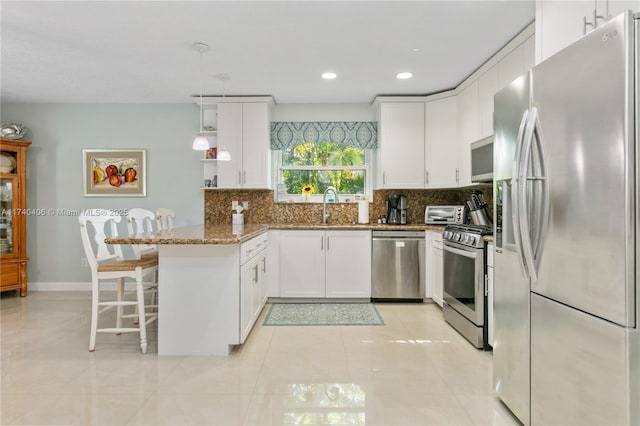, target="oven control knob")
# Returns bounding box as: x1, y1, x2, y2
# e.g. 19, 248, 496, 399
454, 233, 462, 241
468, 235, 476, 245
